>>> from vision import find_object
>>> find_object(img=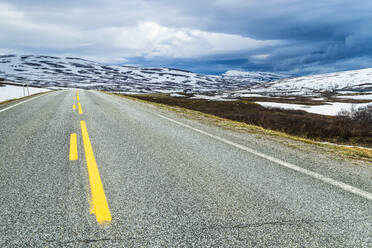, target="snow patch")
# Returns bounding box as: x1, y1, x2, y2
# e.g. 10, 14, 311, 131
256, 101, 372, 116
170, 93, 186, 97
0, 84, 50, 102
238, 93, 268, 98
190, 94, 236, 101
